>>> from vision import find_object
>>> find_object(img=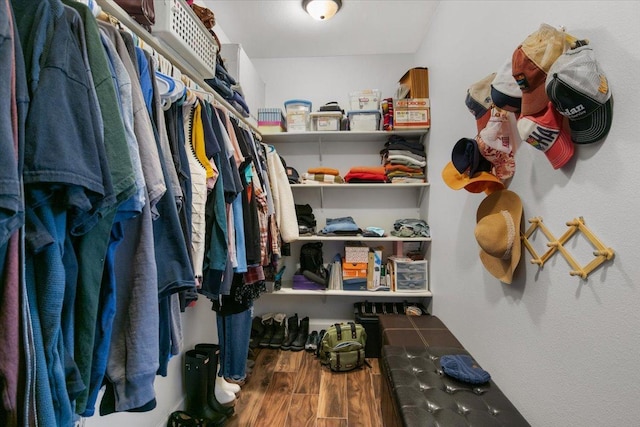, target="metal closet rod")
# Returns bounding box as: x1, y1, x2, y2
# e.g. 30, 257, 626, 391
96, 0, 261, 137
